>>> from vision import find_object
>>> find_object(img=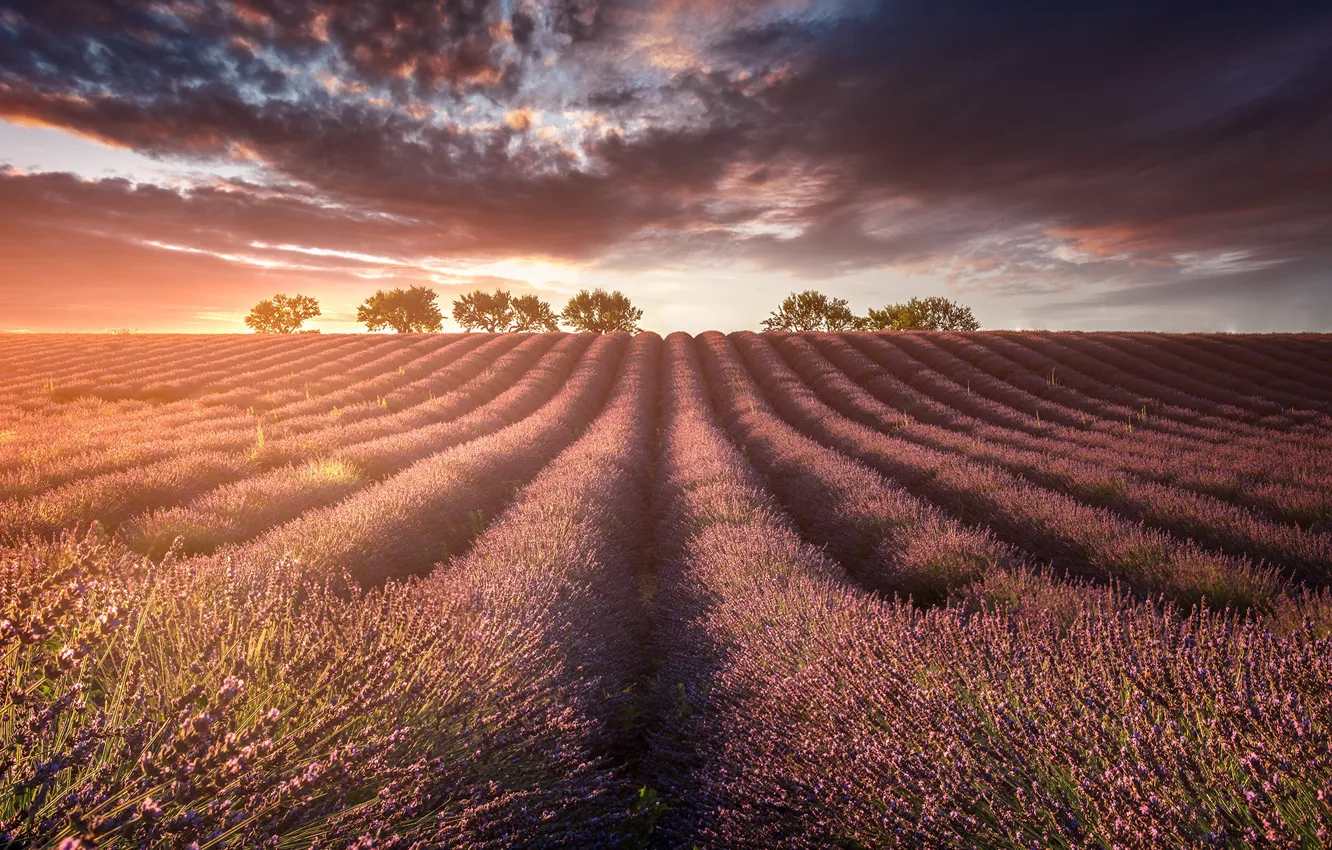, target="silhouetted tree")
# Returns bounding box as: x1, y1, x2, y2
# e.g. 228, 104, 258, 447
452, 289, 515, 332
451, 289, 560, 332
762, 290, 857, 331
357, 285, 443, 333
560, 289, 643, 333
859, 296, 980, 331
511, 294, 560, 331
244, 293, 320, 334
